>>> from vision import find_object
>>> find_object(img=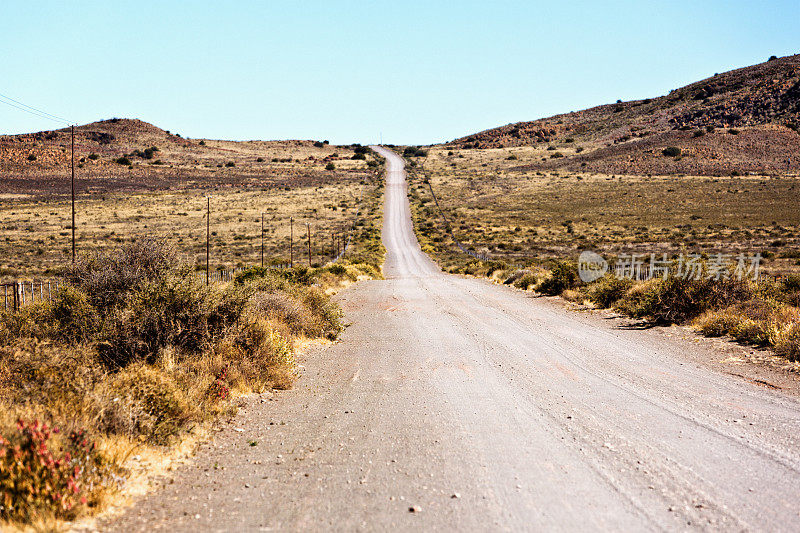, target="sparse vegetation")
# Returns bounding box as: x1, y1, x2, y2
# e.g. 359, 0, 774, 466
404, 139, 799, 362
662, 146, 681, 157
0, 234, 383, 525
